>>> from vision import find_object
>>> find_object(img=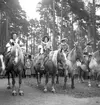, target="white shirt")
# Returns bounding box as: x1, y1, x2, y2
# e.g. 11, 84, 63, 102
42, 41, 52, 50
6, 38, 20, 52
